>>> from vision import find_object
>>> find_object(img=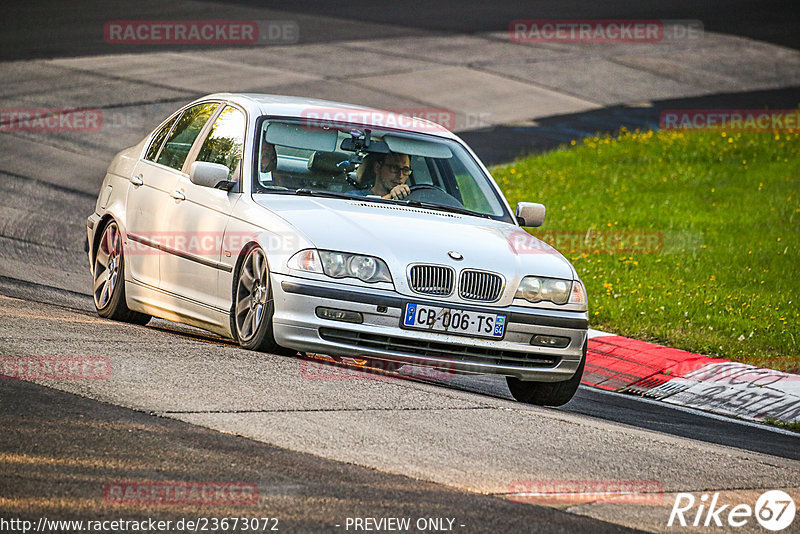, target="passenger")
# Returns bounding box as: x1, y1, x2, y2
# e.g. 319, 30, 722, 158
353, 152, 412, 200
